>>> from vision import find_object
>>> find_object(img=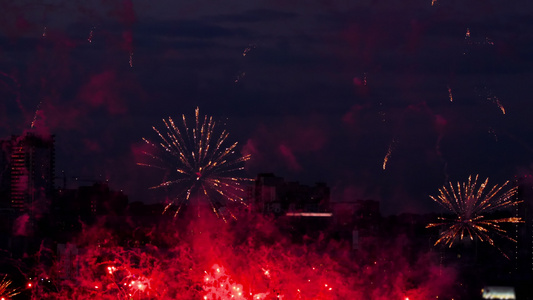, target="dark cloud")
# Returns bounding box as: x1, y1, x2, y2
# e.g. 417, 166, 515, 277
136, 19, 251, 40
207, 8, 299, 23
